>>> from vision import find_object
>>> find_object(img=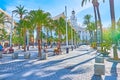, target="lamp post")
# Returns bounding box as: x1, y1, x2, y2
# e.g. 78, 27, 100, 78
65, 6, 69, 53
71, 25, 74, 51
10, 11, 14, 47
26, 30, 29, 50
